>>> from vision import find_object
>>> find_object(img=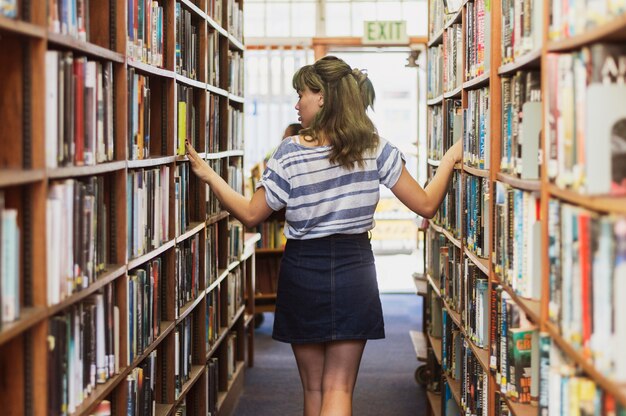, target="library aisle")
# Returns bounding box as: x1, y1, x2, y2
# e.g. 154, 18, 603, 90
234, 294, 427, 416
